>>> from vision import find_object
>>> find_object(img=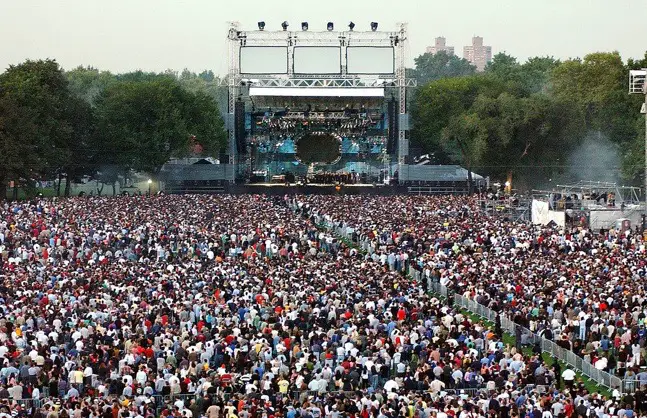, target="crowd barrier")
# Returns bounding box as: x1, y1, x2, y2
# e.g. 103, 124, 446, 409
408, 264, 628, 394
